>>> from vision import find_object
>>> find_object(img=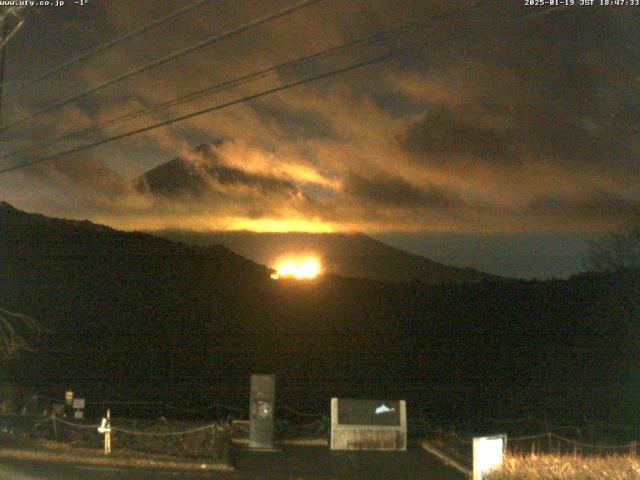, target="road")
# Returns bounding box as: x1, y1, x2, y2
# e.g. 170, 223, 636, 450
0, 462, 218, 479
0, 446, 466, 479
